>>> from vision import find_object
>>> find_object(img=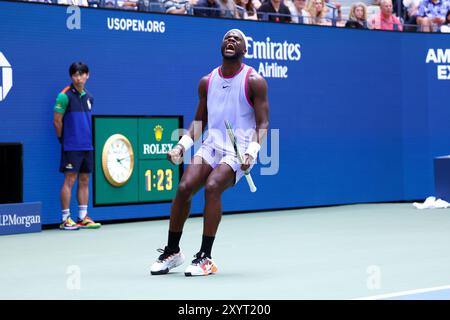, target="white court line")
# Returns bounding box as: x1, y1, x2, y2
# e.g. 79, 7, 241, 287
353, 285, 450, 300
